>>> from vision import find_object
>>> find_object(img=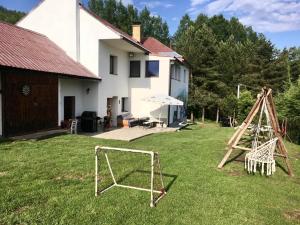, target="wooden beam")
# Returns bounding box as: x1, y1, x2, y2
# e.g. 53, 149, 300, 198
218, 93, 264, 169
265, 97, 294, 176
232, 145, 287, 158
